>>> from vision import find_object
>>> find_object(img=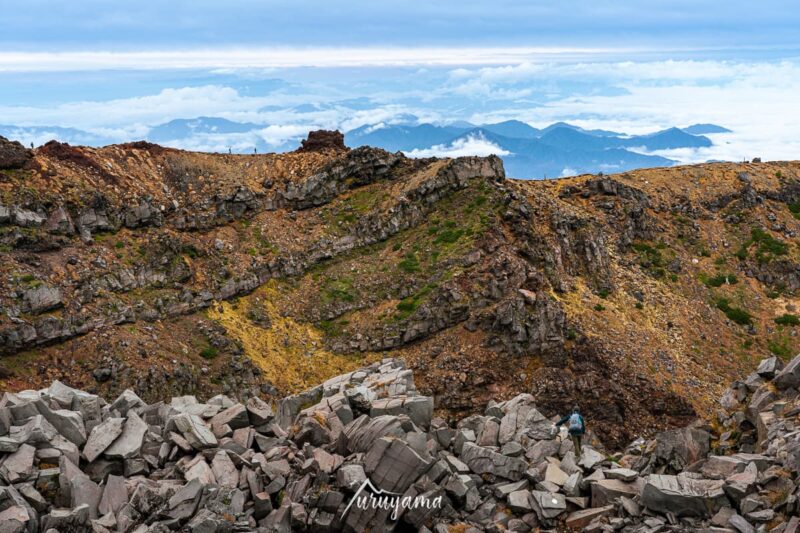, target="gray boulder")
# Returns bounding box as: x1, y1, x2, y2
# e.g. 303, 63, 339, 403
82, 417, 125, 462
641, 473, 729, 517
773, 354, 800, 390
652, 427, 710, 472
530, 490, 566, 522
460, 442, 527, 481
22, 286, 63, 315
369, 395, 433, 429
172, 413, 217, 450
109, 389, 145, 416
0, 444, 35, 484
103, 411, 148, 459
209, 403, 249, 431
755, 356, 783, 379
591, 478, 639, 507
364, 437, 432, 493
